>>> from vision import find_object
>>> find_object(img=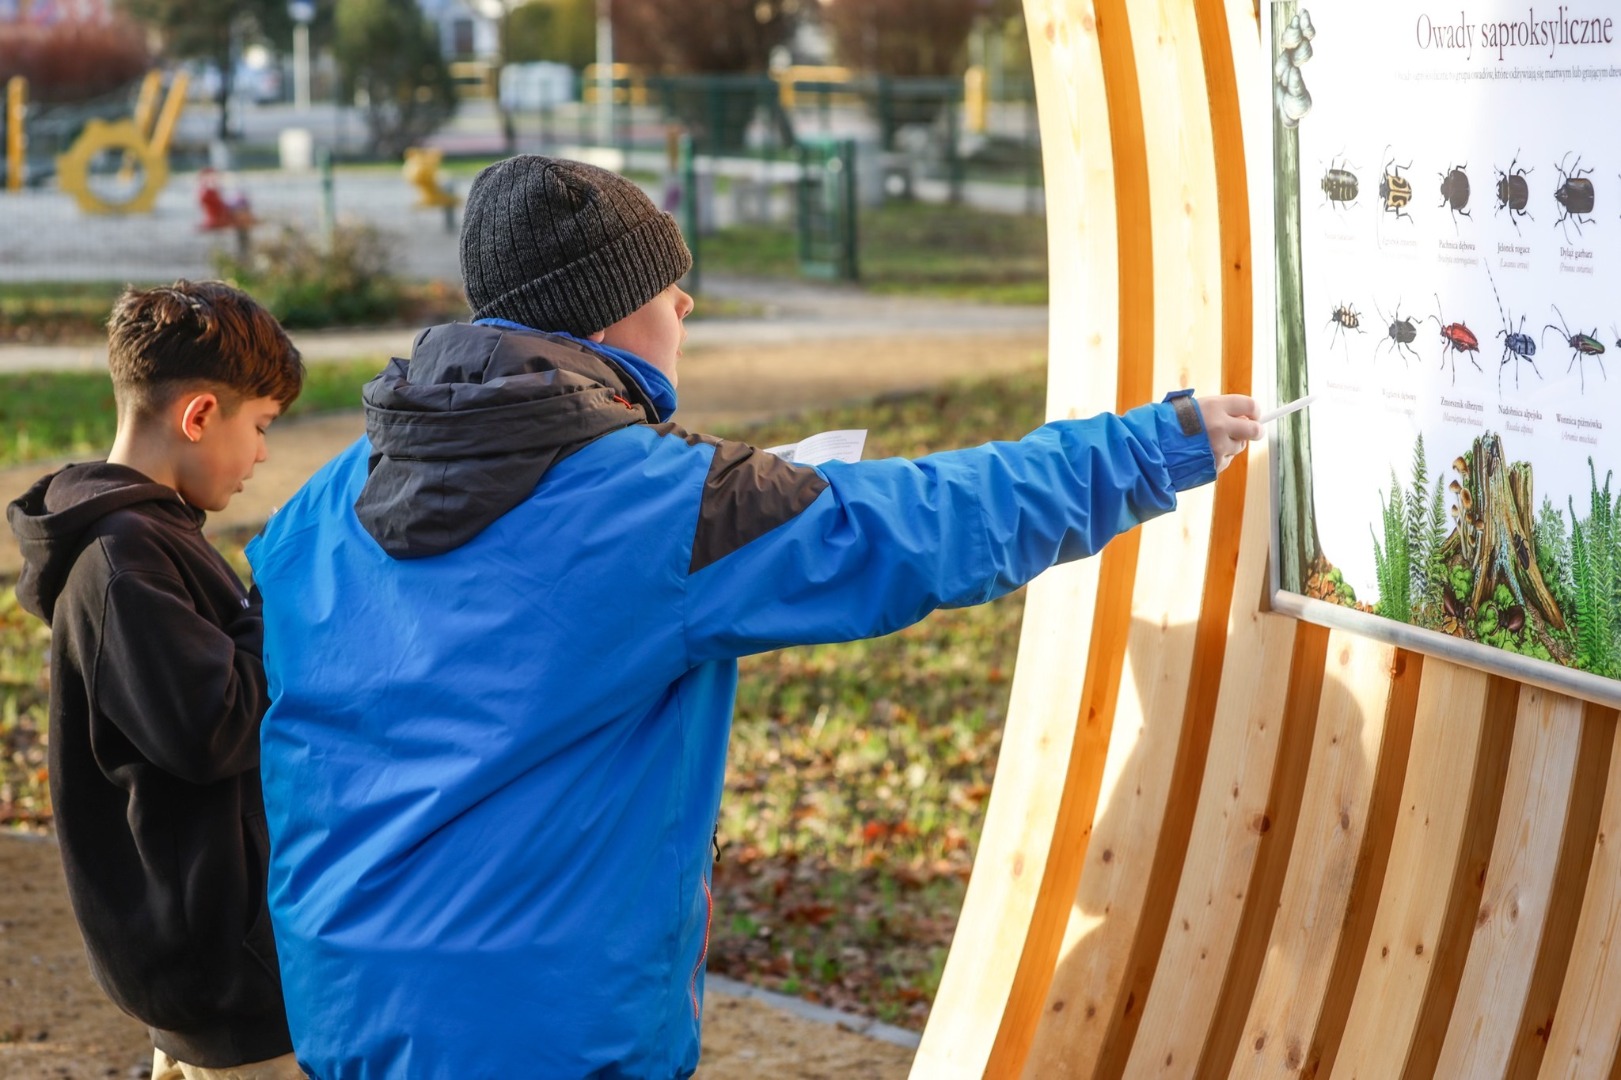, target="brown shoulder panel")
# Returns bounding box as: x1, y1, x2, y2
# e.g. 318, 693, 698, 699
683, 436, 829, 574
